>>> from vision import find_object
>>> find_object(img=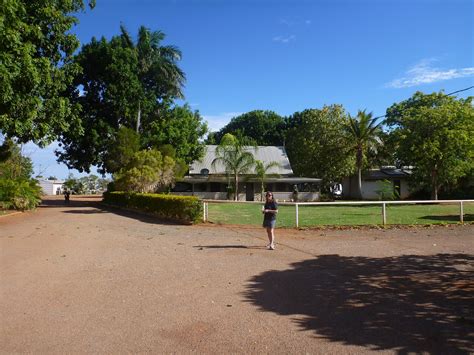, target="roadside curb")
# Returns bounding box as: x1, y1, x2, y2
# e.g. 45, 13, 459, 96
0, 211, 23, 218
